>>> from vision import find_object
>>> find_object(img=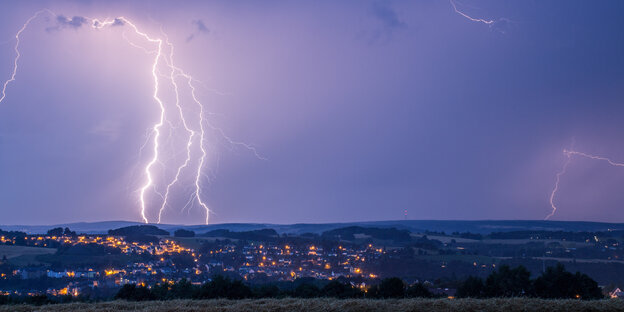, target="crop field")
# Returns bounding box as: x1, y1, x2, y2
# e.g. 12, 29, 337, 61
1, 298, 623, 312
0, 245, 56, 259
0, 245, 56, 266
